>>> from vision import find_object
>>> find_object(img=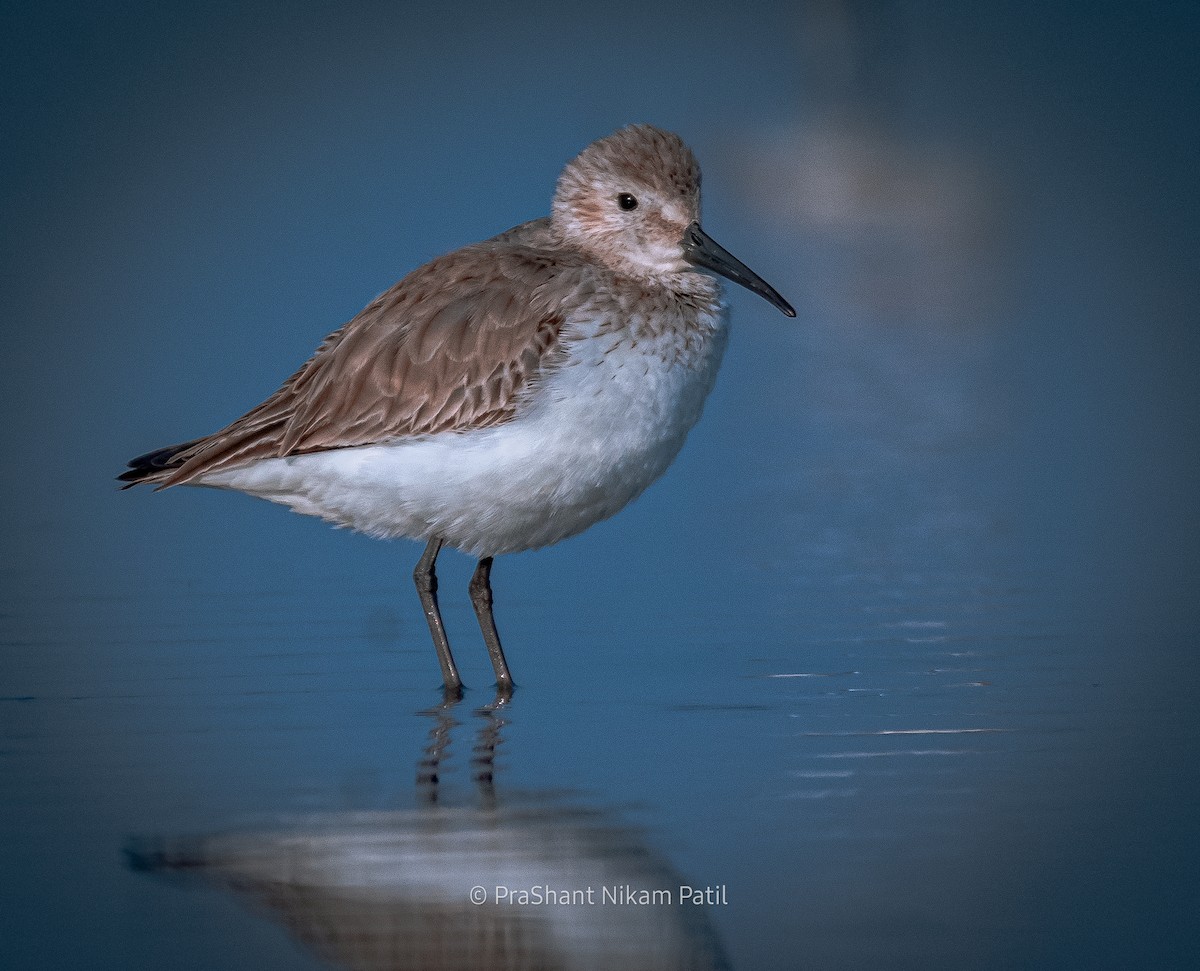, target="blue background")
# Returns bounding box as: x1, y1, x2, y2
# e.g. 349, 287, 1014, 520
2, 2, 1198, 969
